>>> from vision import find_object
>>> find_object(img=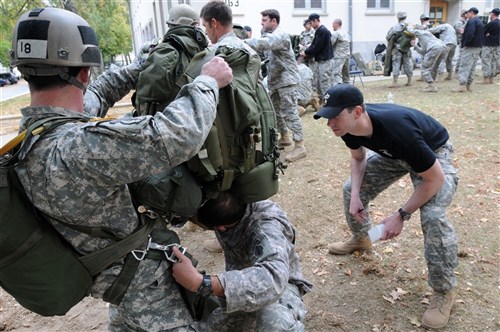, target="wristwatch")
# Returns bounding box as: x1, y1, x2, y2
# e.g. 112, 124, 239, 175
398, 208, 411, 221
197, 274, 213, 297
